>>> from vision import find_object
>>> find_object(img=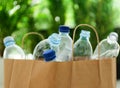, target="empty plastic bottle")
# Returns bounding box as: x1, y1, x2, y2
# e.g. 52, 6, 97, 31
3, 36, 25, 59
33, 33, 61, 59
57, 25, 72, 61
74, 30, 93, 59
48, 33, 61, 56
25, 53, 34, 60
43, 49, 56, 62
92, 32, 120, 59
